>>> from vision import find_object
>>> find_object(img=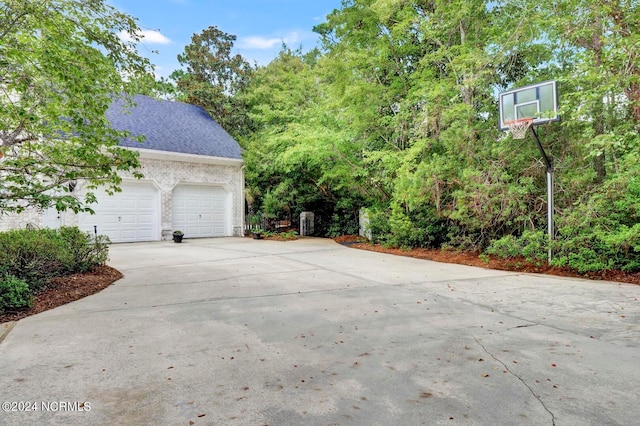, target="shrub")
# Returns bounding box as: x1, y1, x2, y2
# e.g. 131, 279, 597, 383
485, 230, 548, 265
485, 234, 521, 259
0, 274, 33, 313
0, 228, 68, 291
0, 227, 110, 292
279, 230, 299, 240
366, 203, 448, 249
56, 226, 110, 273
